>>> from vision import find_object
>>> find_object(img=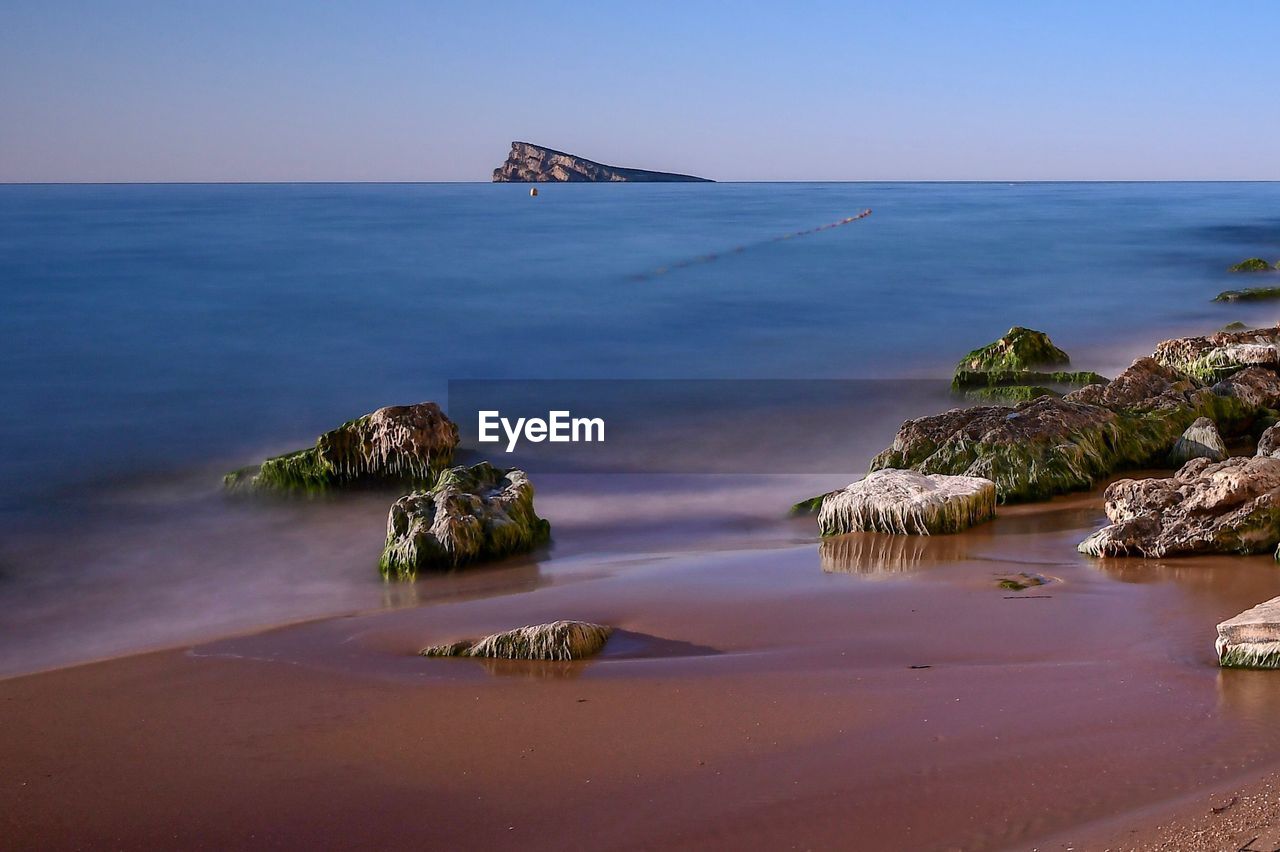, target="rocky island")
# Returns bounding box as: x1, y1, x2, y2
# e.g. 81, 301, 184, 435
492, 141, 712, 183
